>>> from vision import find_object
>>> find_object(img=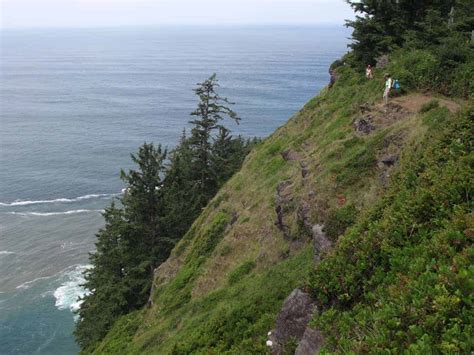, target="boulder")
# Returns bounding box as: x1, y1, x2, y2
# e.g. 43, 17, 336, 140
281, 149, 301, 161
295, 327, 325, 355
312, 224, 332, 264
273, 289, 316, 347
